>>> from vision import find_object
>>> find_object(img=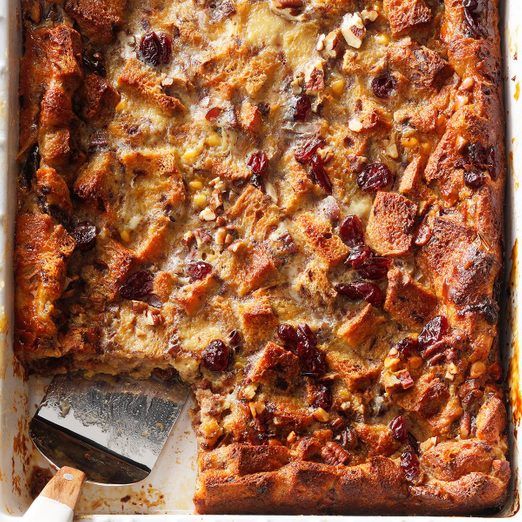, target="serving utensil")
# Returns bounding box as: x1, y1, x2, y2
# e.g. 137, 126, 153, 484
24, 374, 188, 521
